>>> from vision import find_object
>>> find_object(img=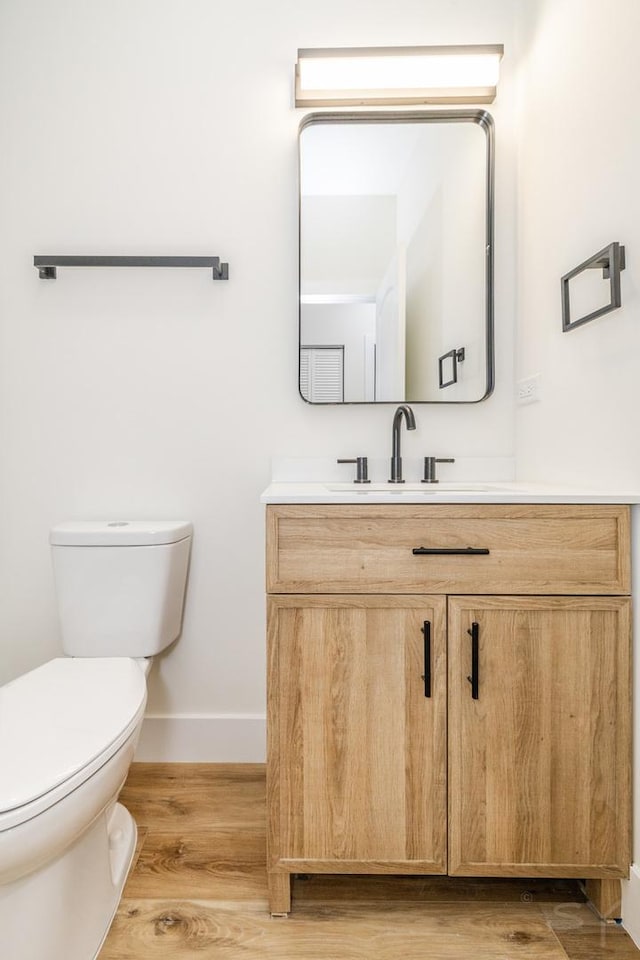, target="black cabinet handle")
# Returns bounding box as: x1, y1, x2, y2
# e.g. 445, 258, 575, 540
466, 622, 479, 700
421, 620, 431, 698
412, 547, 490, 556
